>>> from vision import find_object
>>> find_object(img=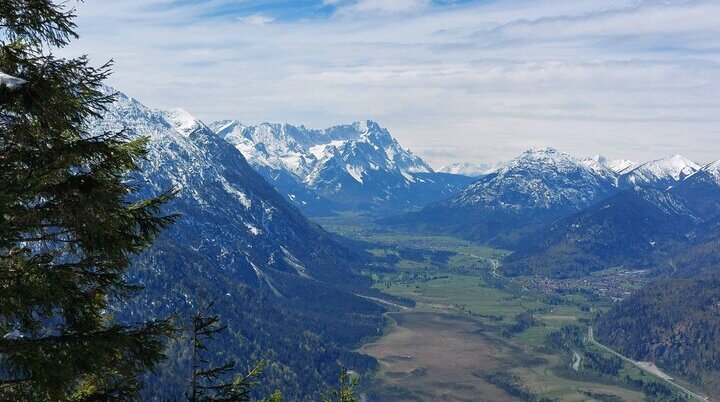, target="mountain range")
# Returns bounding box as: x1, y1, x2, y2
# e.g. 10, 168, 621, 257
91, 89, 387, 400
91, 89, 720, 398
104, 95, 717, 282
211, 120, 473, 215
387, 147, 720, 278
